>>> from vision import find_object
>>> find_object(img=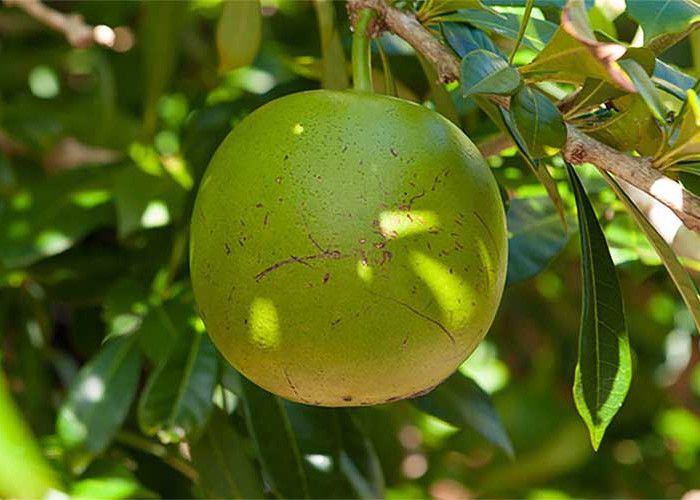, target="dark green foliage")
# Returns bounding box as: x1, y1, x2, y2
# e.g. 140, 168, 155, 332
1, 0, 700, 498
